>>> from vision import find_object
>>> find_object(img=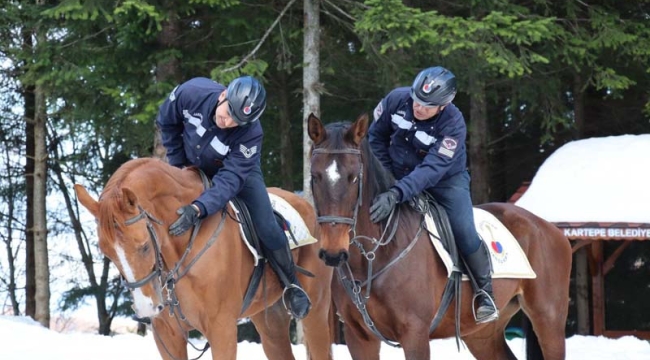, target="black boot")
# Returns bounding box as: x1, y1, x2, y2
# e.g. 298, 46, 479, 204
465, 241, 499, 324
266, 245, 312, 319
